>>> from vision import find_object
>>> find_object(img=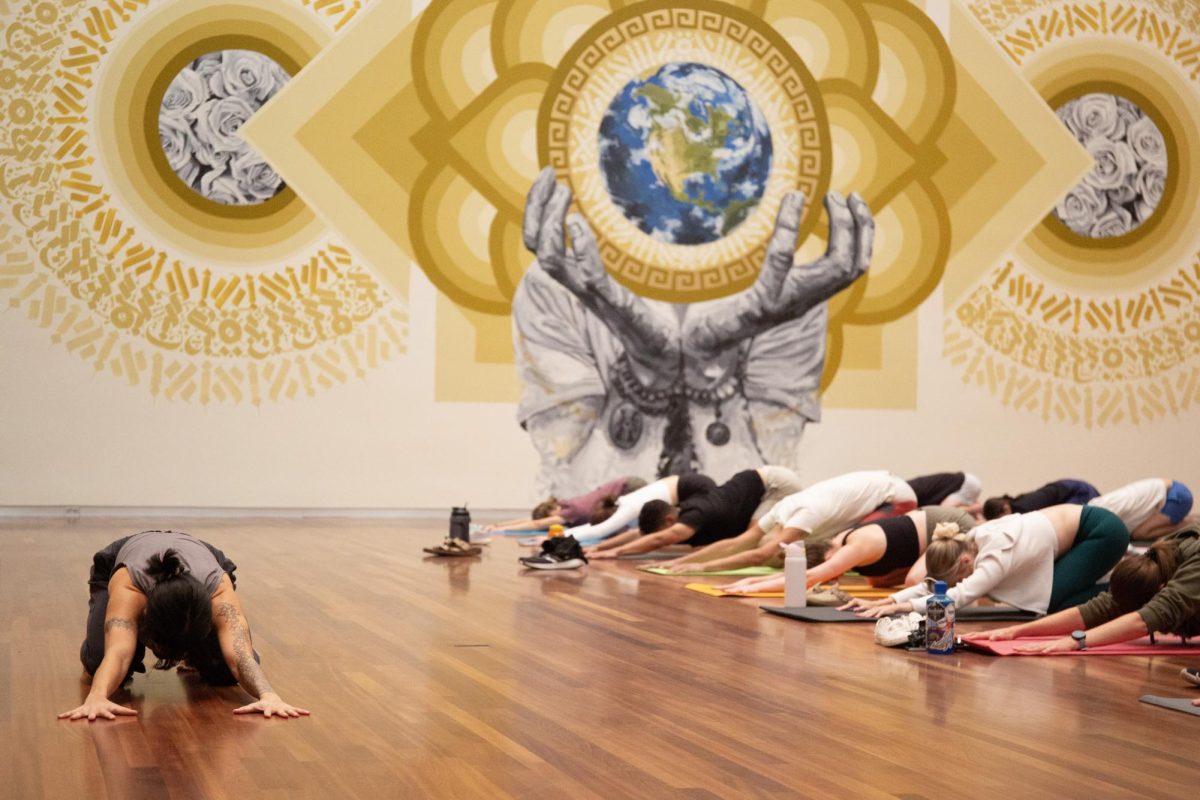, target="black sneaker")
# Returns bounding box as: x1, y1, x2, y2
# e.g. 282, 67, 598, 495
519, 535, 588, 570
1182, 667, 1200, 687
